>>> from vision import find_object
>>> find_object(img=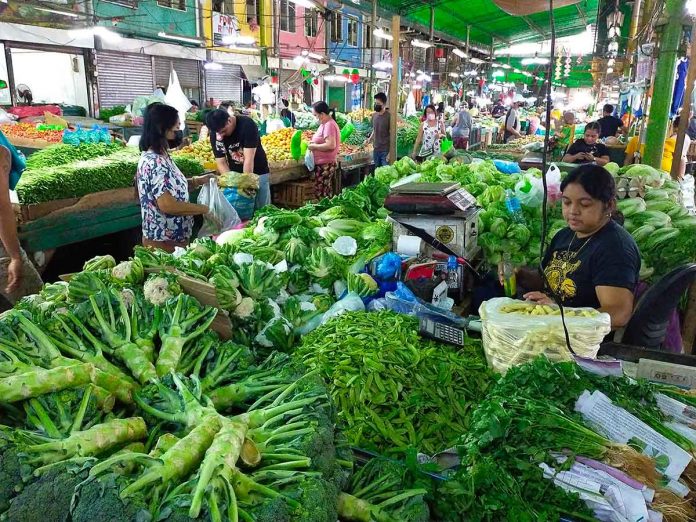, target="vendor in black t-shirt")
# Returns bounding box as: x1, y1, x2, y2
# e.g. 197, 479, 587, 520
596, 103, 626, 139
205, 109, 271, 209
562, 122, 610, 166
508, 165, 640, 329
